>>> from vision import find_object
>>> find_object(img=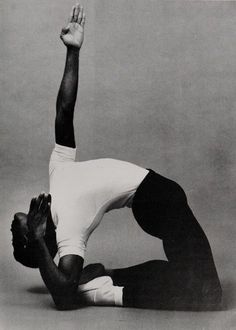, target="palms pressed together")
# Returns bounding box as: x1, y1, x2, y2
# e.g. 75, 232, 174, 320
27, 193, 51, 241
